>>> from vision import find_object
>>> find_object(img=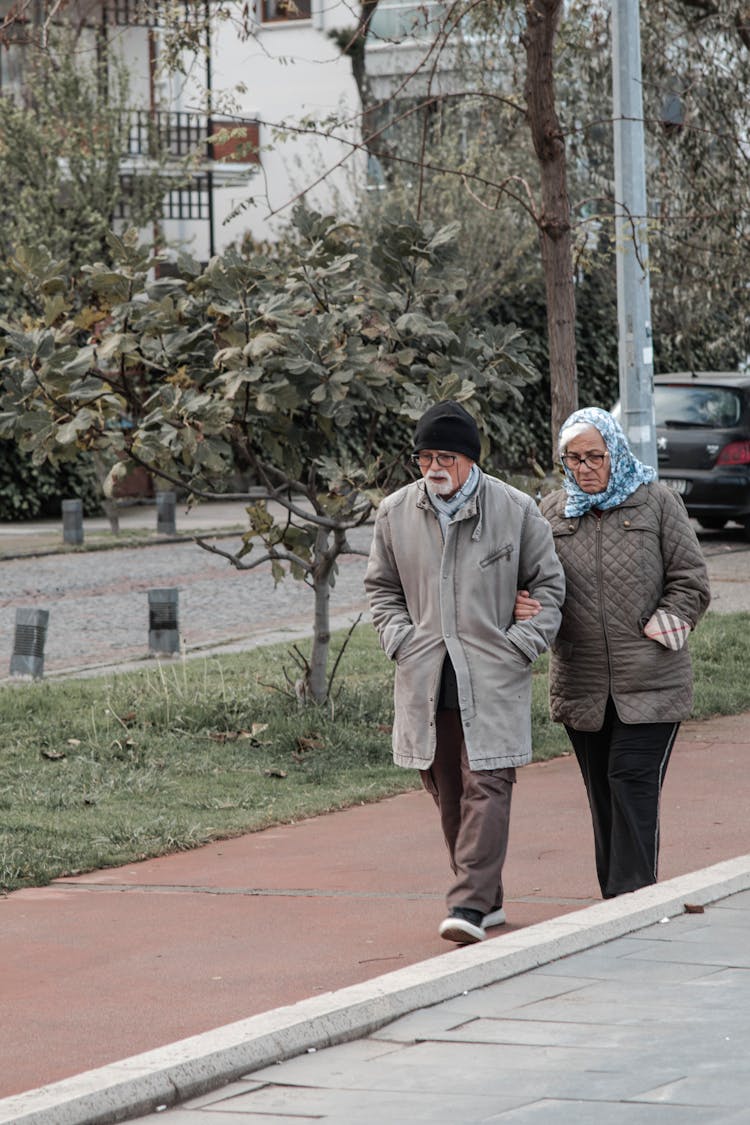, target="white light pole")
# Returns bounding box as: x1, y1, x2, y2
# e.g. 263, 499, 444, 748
612, 0, 658, 470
